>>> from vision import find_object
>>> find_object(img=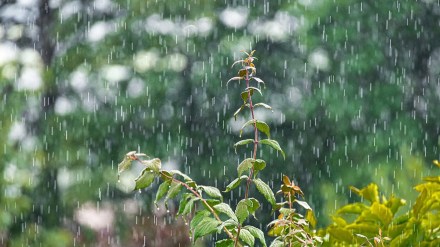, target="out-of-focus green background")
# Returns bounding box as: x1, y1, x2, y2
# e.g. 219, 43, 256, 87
1, 0, 440, 246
